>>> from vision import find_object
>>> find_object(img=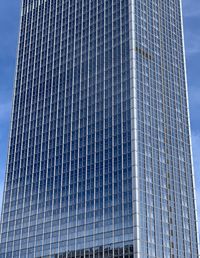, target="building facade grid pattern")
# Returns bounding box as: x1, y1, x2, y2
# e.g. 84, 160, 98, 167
0, 0, 199, 258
